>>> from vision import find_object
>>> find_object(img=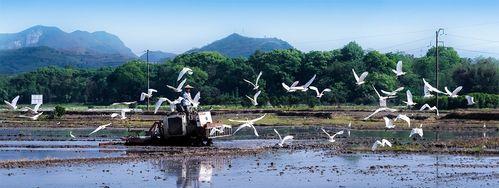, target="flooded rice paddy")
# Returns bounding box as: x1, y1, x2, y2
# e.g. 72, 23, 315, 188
0, 125, 497, 187
0, 150, 497, 187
